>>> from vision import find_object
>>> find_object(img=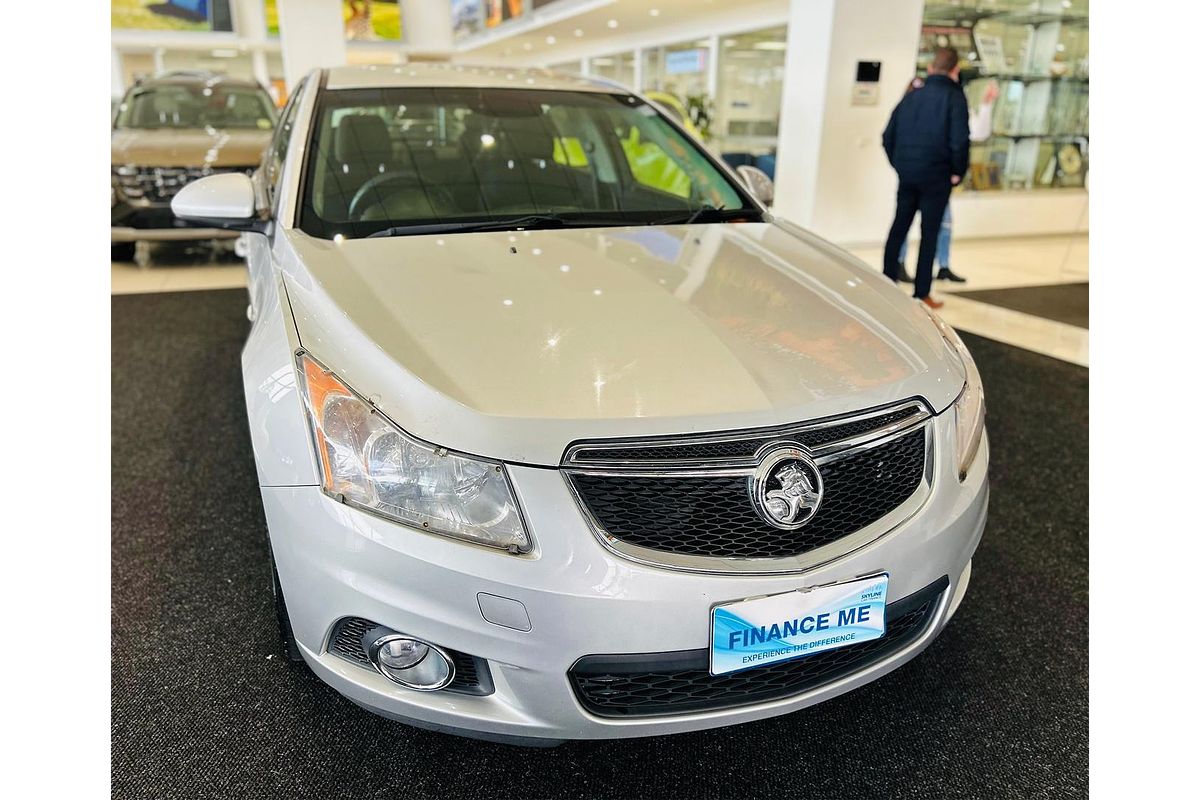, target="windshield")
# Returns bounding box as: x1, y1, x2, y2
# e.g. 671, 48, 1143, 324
299, 87, 759, 239
115, 84, 277, 131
